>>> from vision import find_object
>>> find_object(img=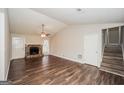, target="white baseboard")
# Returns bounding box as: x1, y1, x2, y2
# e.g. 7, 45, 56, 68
50, 54, 101, 67
50, 54, 83, 64
11, 57, 25, 60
